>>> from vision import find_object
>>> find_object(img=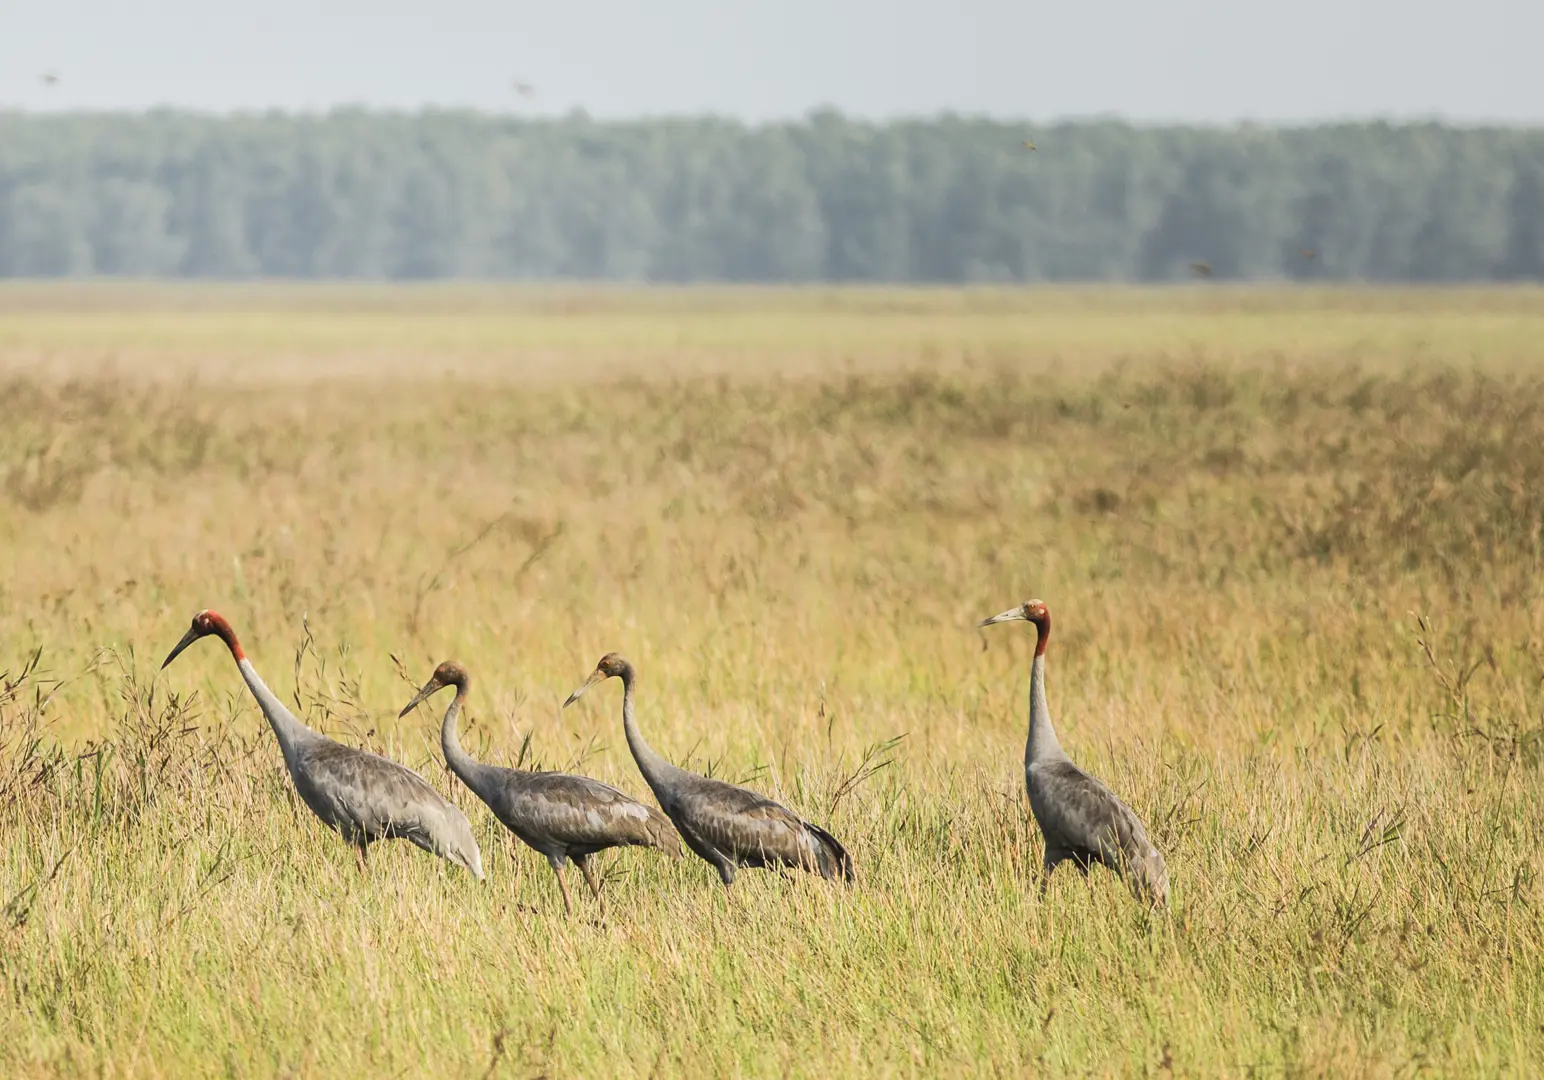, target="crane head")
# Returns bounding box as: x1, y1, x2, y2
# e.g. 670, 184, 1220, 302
976, 599, 1047, 627
162, 609, 242, 668
977, 600, 1051, 654
562, 652, 630, 708
398, 660, 470, 717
